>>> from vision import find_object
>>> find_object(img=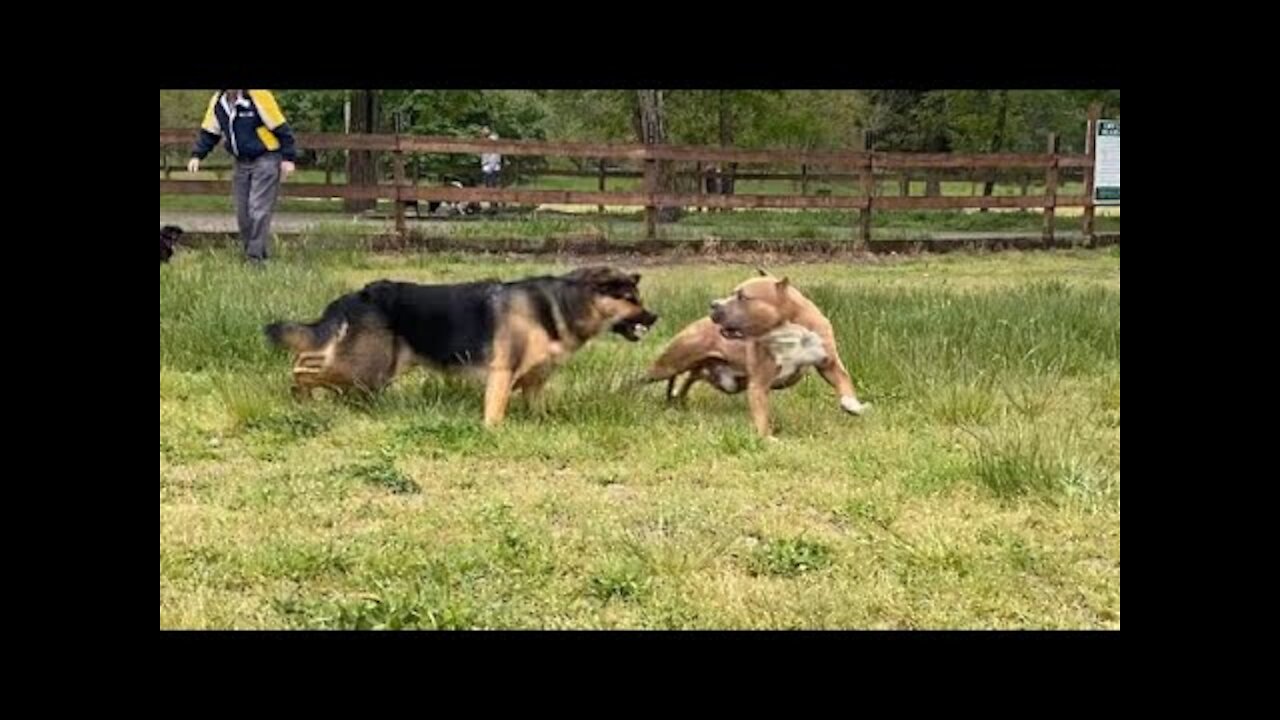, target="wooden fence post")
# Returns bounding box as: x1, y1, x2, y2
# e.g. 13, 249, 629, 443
597, 159, 606, 214
1082, 103, 1101, 246
857, 130, 873, 249
1043, 133, 1059, 244
392, 139, 407, 239
644, 157, 658, 240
